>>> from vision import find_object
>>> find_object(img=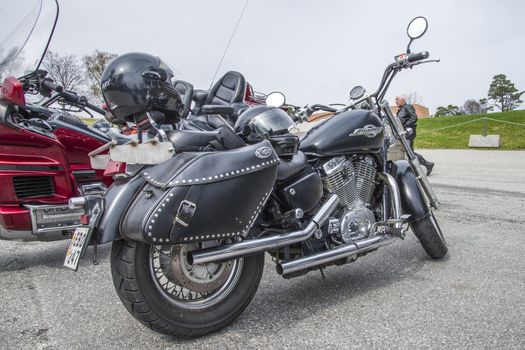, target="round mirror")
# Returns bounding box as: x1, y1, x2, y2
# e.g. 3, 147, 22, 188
265, 91, 286, 108
407, 16, 428, 39
349, 85, 366, 100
